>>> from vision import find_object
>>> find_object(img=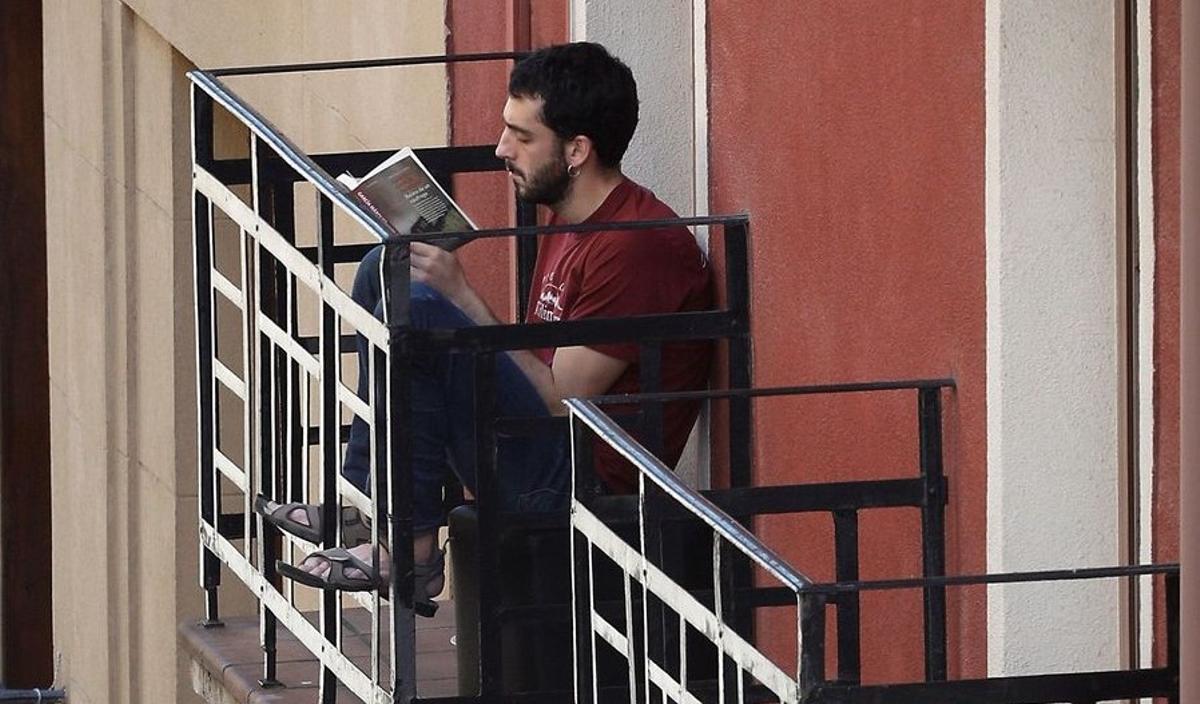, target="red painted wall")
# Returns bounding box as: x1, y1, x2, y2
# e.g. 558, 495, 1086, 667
1151, 0, 1181, 669
707, 1, 986, 682
447, 1, 567, 321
